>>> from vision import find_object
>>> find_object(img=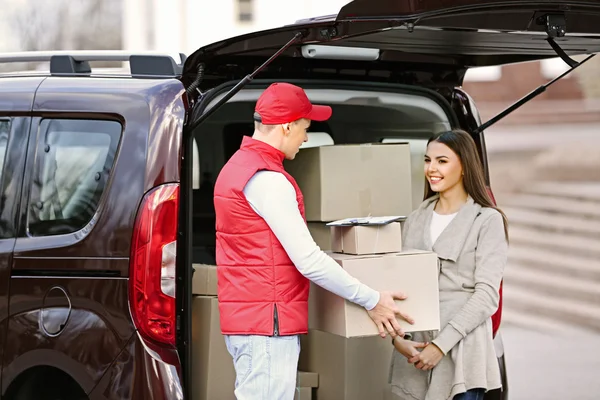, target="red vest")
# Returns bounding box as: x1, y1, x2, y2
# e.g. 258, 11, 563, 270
214, 136, 310, 336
